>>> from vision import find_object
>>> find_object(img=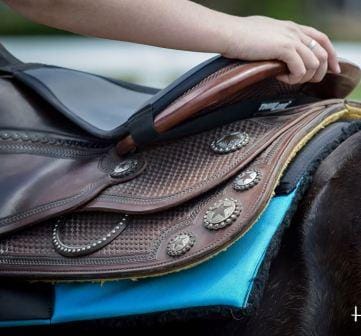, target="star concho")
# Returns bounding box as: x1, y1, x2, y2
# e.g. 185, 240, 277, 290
110, 158, 139, 178
203, 198, 241, 230
167, 232, 196, 257
233, 169, 262, 191
211, 131, 249, 154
